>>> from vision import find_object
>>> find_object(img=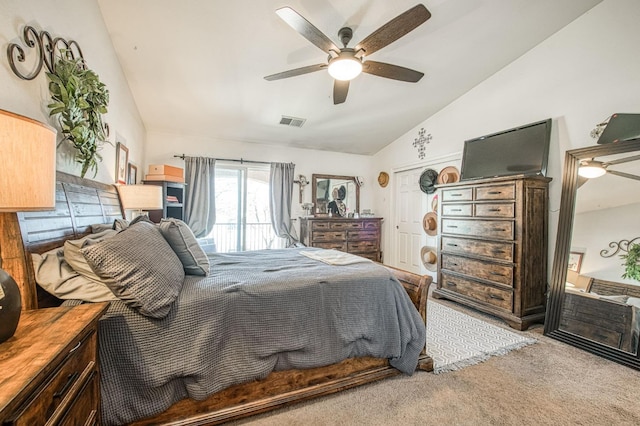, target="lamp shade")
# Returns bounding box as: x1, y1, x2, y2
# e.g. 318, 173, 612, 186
578, 160, 607, 179
117, 184, 163, 210
0, 109, 56, 212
